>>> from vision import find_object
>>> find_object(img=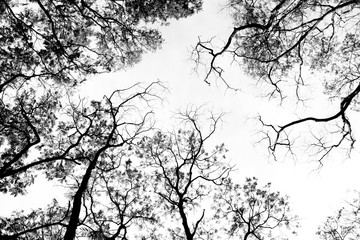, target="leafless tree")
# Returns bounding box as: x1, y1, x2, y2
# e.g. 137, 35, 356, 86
193, 0, 360, 163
